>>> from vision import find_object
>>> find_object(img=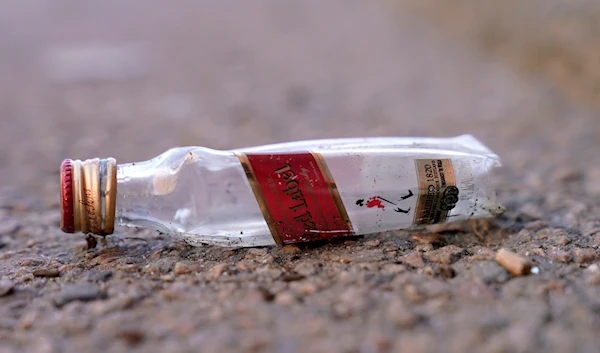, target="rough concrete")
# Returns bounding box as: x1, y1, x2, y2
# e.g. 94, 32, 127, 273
0, 1, 599, 352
